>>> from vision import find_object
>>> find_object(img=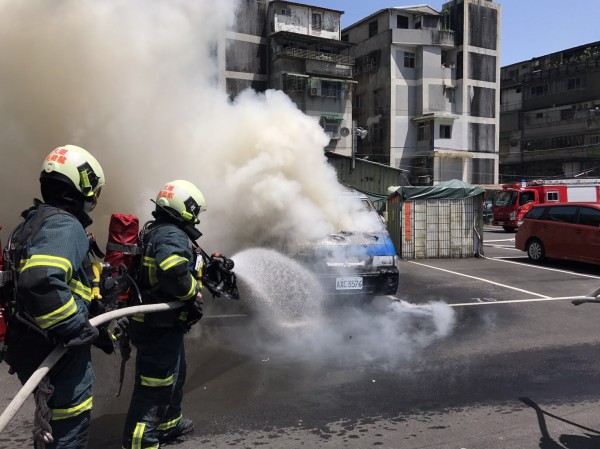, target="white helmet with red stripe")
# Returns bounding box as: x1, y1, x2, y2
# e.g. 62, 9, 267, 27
41, 145, 105, 211
155, 180, 206, 224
